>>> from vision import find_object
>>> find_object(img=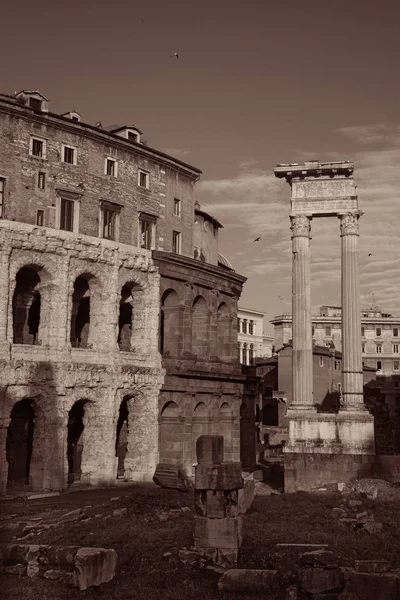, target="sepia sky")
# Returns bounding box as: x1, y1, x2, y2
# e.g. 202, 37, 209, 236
2, 0, 400, 334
